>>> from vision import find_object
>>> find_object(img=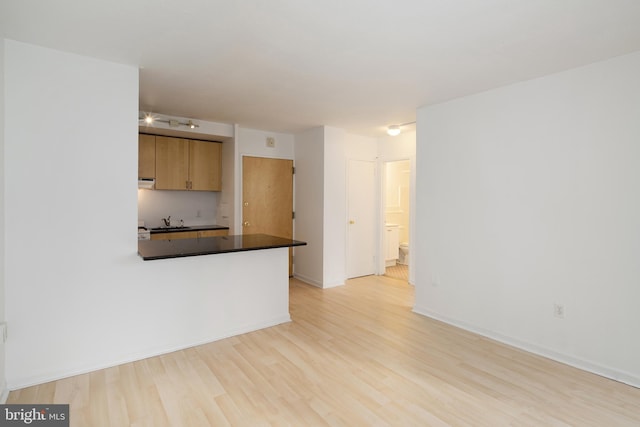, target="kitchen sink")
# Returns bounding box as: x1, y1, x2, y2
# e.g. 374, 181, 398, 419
150, 226, 193, 232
